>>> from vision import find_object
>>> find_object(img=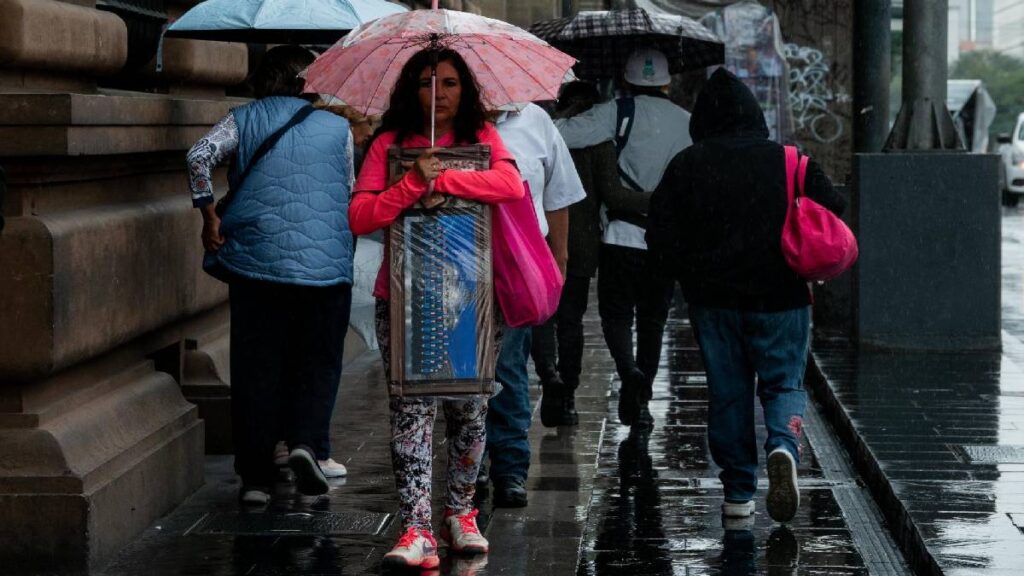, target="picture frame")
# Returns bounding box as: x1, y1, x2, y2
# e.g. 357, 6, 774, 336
386, 145, 497, 397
